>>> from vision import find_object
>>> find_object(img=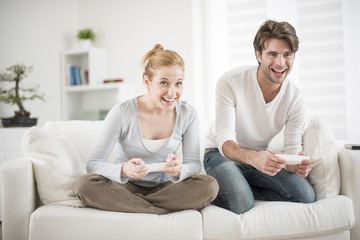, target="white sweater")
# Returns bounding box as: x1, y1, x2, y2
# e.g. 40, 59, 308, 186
205, 65, 305, 156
